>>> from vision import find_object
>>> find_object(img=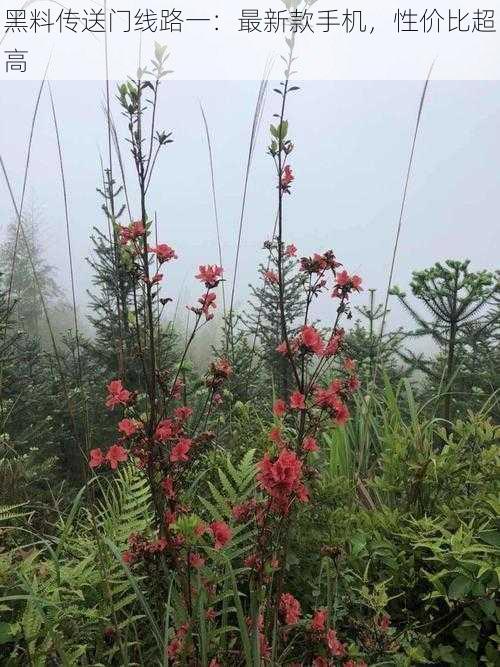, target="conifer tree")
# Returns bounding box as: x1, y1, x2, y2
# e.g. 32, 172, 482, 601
0, 212, 60, 337
87, 169, 180, 387
346, 288, 406, 383
244, 240, 307, 395
86, 169, 137, 382
390, 260, 498, 421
